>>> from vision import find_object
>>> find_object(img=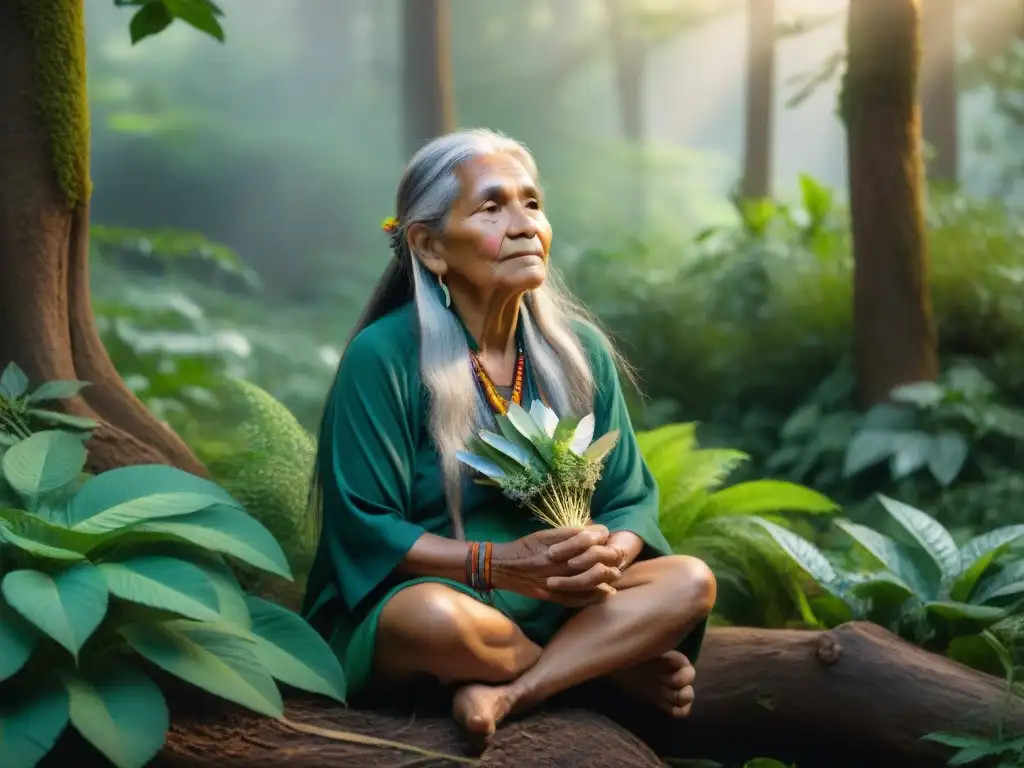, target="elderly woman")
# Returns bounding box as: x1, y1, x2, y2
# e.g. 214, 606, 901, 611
302, 129, 716, 749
